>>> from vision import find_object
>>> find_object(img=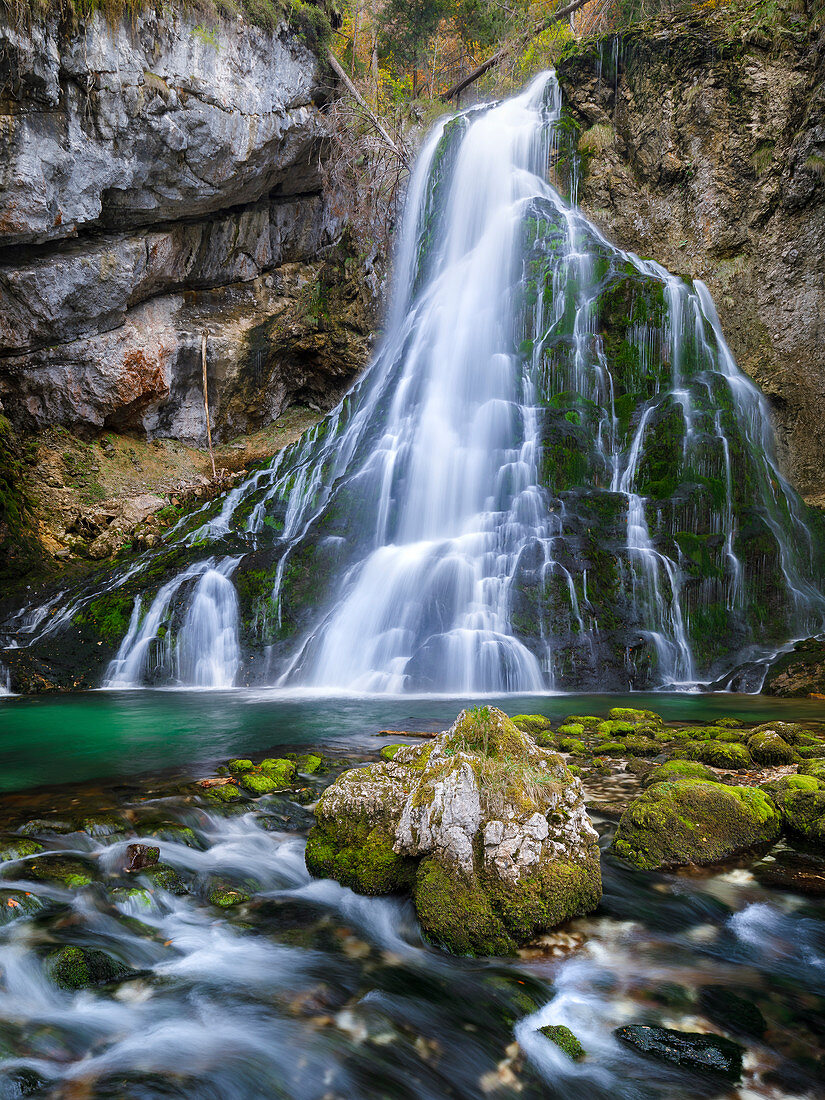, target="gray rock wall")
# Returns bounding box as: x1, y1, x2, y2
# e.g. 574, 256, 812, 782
0, 8, 375, 445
